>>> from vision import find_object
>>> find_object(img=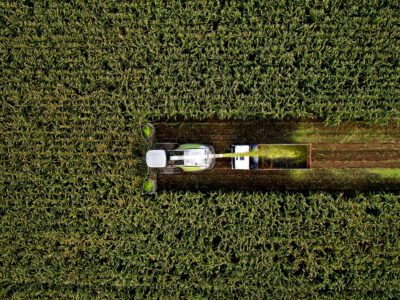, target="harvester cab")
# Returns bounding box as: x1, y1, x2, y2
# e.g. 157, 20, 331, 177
146, 150, 167, 168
